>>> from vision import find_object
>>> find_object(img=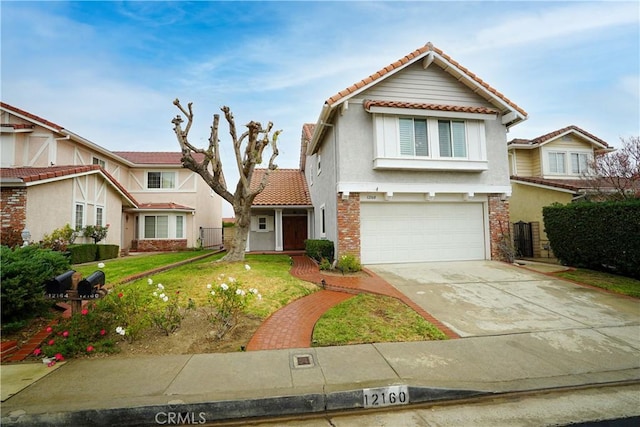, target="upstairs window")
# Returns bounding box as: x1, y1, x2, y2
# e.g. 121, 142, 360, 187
399, 118, 428, 156
571, 153, 589, 174
438, 120, 466, 158
549, 152, 566, 174
147, 172, 175, 189
92, 157, 106, 168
